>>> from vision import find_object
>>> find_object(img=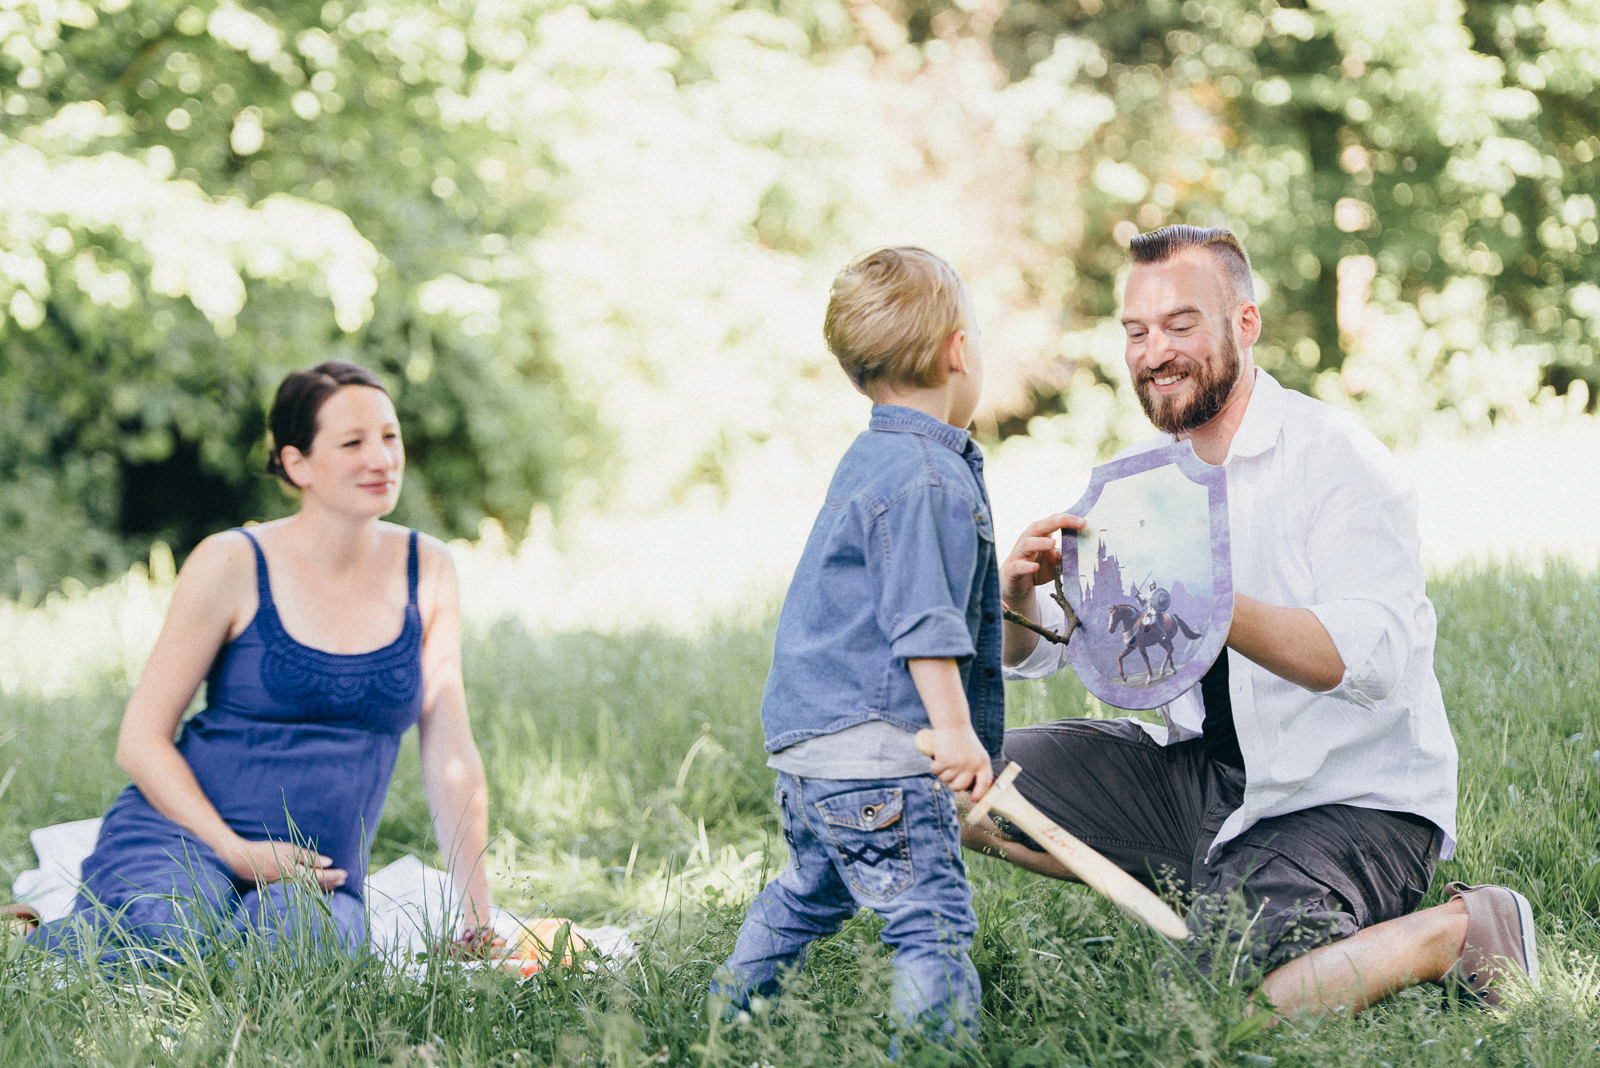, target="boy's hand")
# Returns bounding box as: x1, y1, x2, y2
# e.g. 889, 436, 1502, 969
927, 725, 994, 801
